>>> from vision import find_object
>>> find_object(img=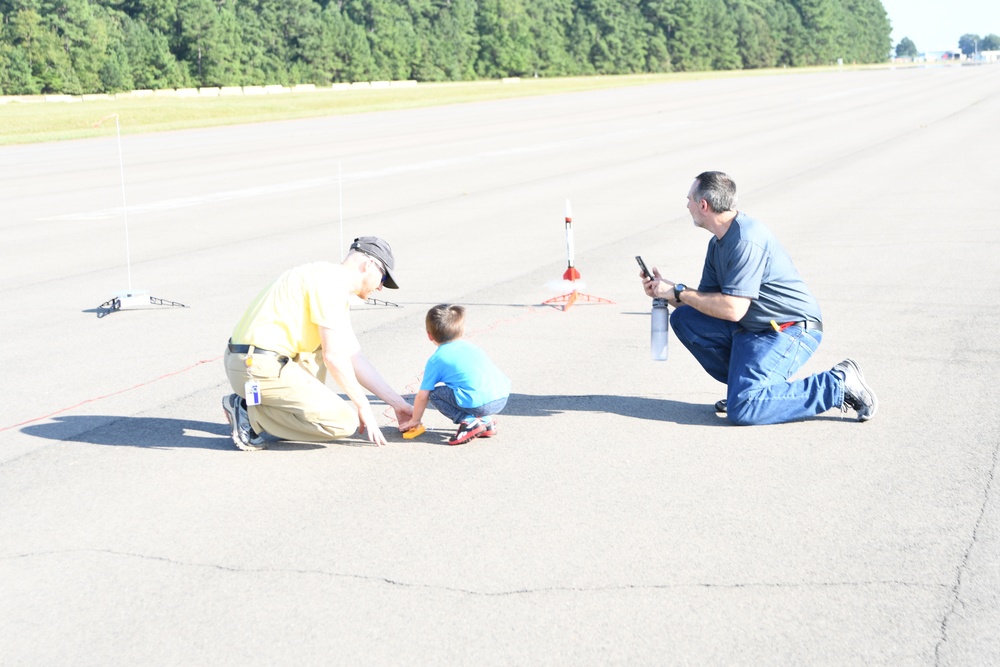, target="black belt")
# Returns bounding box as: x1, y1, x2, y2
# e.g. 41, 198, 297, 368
227, 341, 290, 363
790, 320, 823, 332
